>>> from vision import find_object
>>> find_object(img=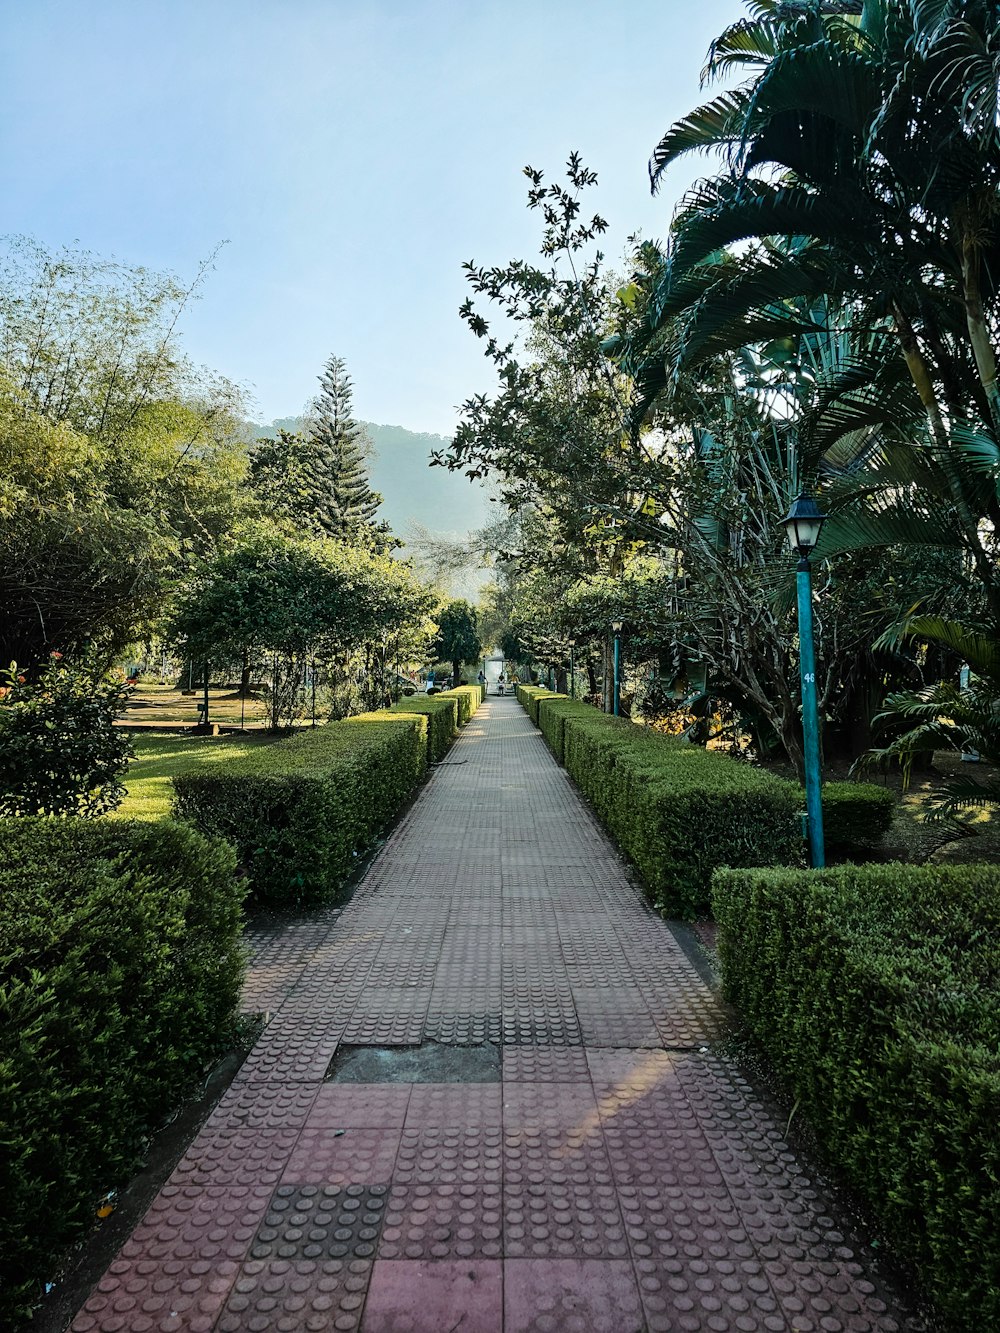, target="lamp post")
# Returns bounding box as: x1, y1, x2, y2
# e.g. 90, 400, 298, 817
780, 493, 828, 868
612, 621, 623, 717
